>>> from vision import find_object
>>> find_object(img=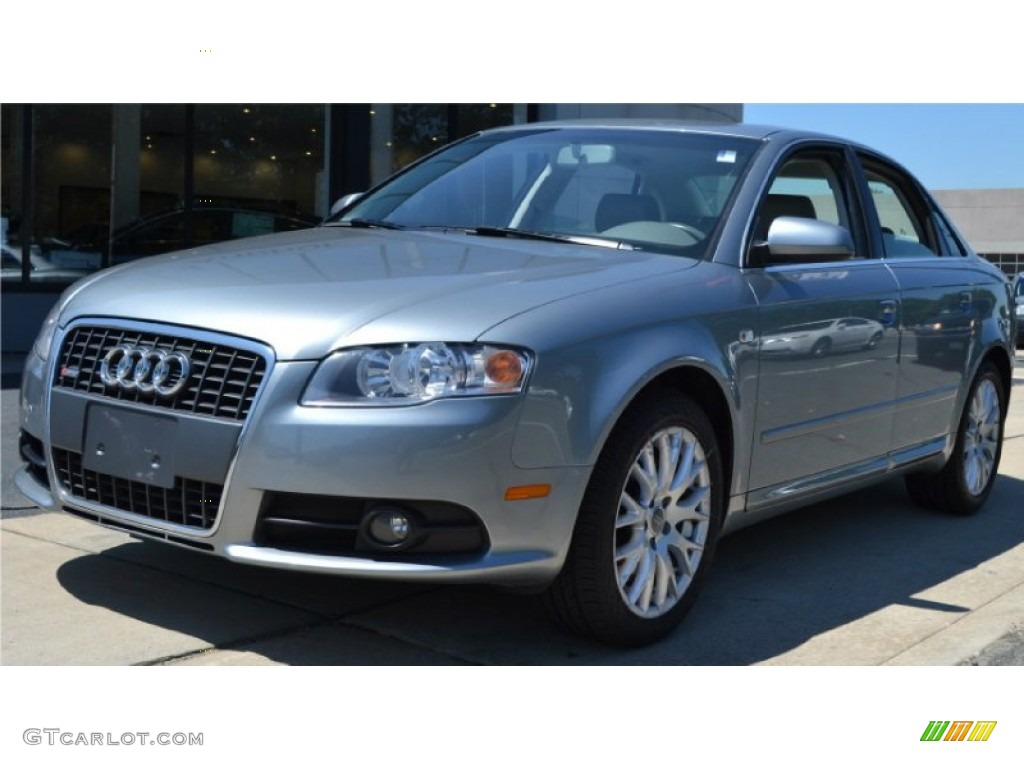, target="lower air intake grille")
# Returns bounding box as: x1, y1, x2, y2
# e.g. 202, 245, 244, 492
52, 448, 221, 530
